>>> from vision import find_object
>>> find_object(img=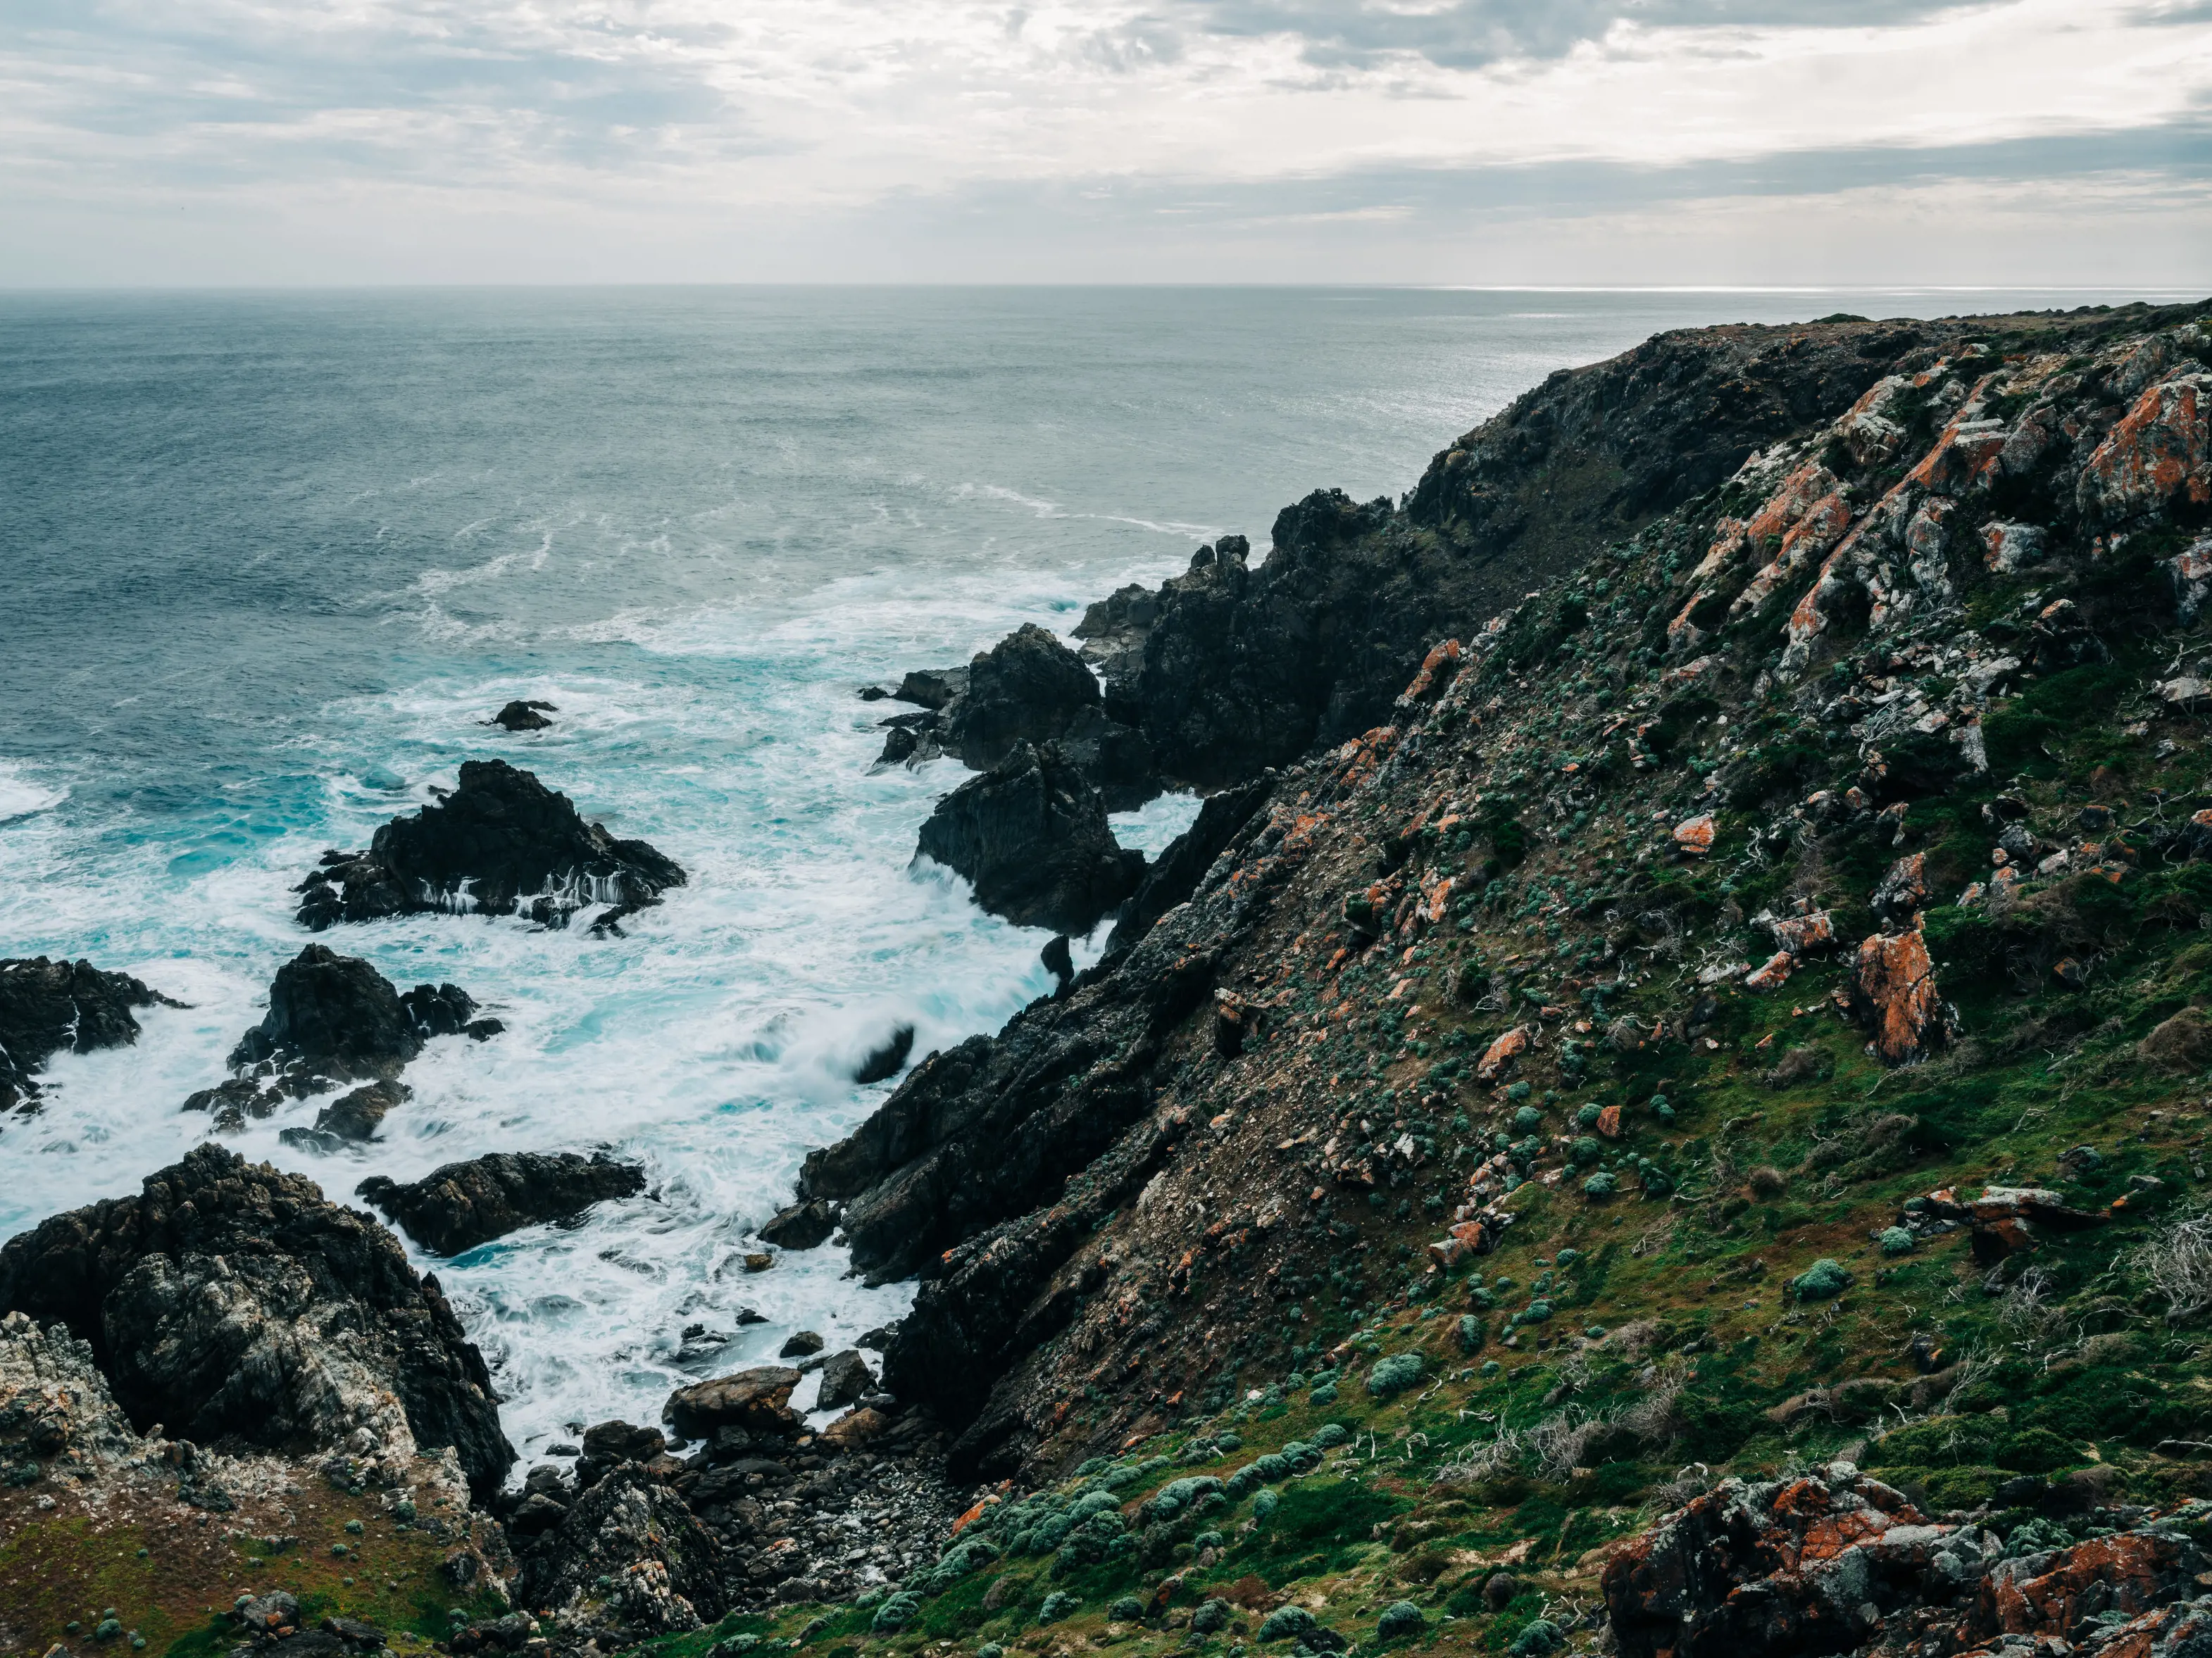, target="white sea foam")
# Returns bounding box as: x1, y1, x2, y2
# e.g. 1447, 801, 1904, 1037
0, 762, 67, 824
0, 570, 1194, 1467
